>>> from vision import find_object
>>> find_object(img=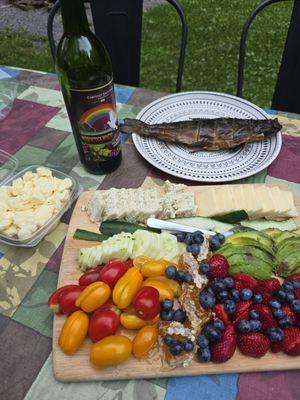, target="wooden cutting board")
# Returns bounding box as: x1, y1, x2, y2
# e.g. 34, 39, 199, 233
53, 184, 300, 382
